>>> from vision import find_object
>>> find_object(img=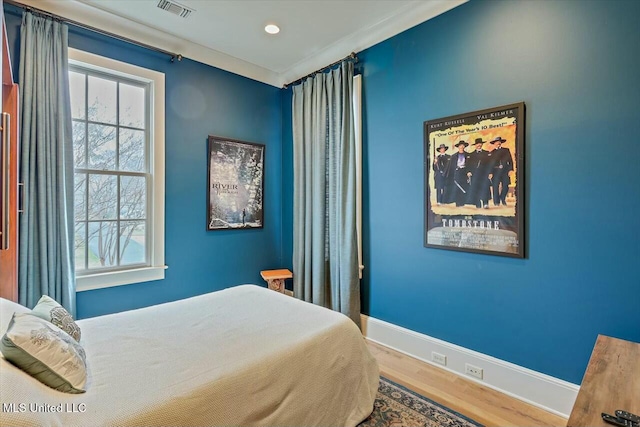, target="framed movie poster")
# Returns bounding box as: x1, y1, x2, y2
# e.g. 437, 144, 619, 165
207, 135, 265, 230
424, 102, 525, 257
